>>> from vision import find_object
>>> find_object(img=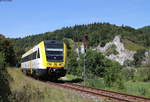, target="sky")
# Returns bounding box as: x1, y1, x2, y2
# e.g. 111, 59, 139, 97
0, 0, 150, 38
